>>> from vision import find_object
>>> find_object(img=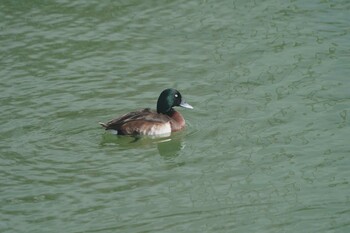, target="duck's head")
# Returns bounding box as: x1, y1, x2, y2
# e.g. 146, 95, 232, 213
157, 88, 193, 114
